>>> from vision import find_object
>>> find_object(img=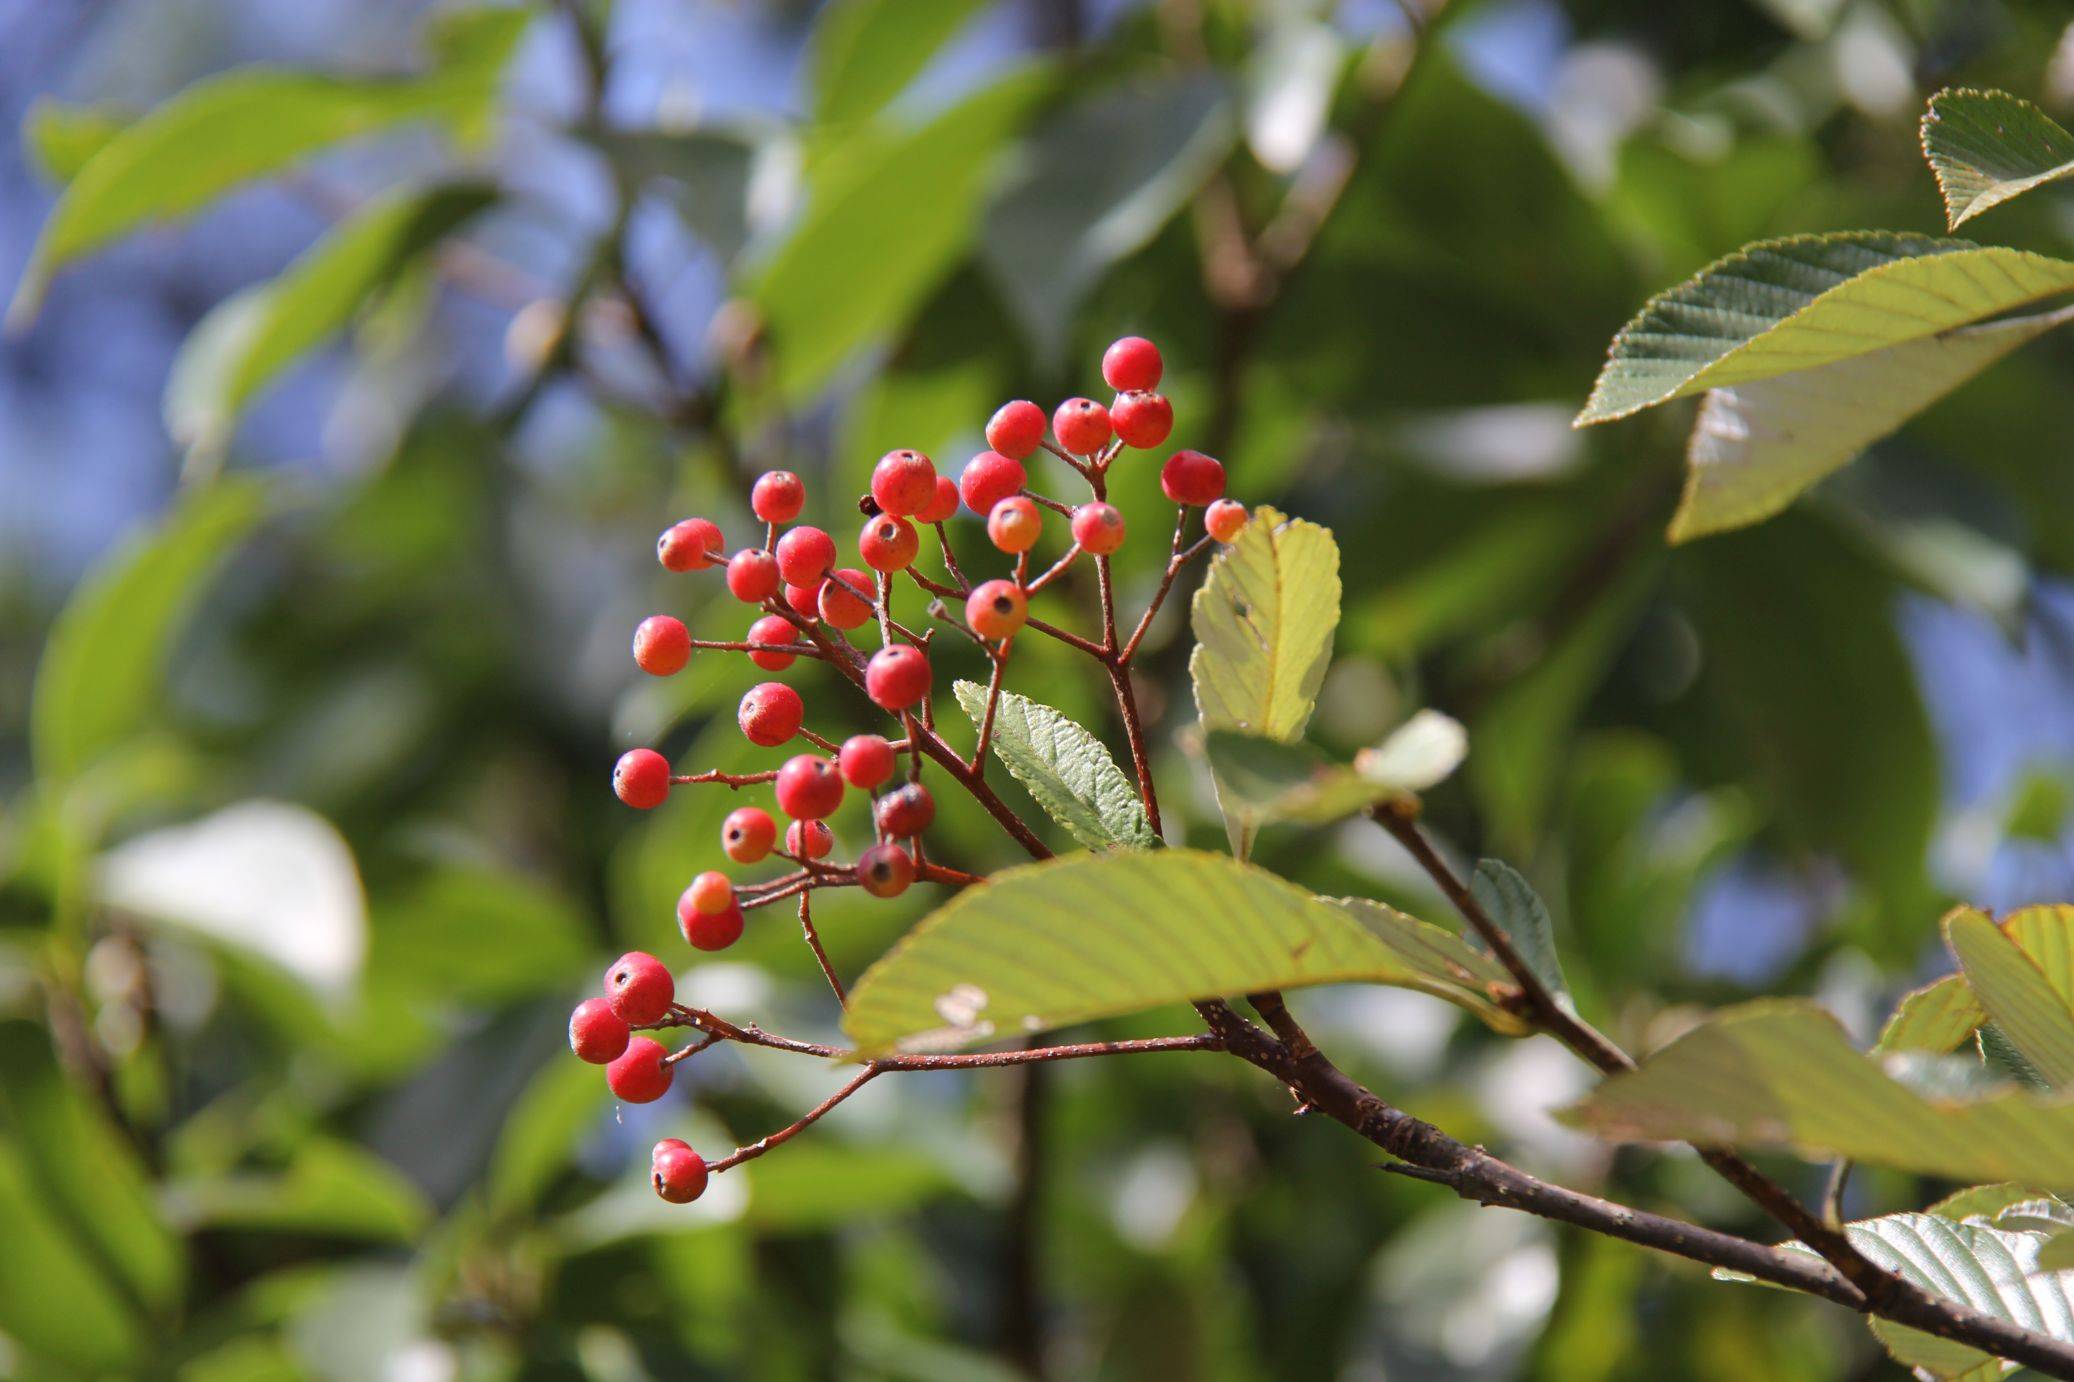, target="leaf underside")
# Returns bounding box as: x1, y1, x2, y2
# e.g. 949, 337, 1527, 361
951, 680, 1154, 850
